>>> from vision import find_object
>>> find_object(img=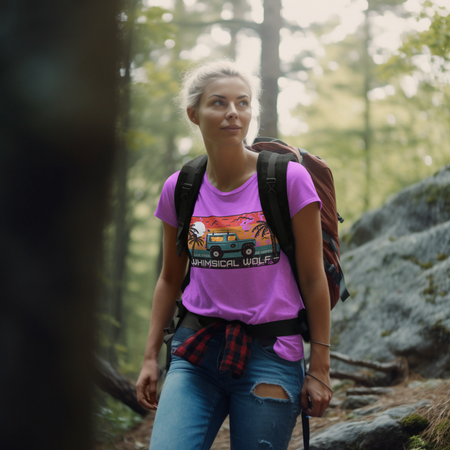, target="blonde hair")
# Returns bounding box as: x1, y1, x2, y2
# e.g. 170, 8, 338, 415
177, 60, 262, 141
